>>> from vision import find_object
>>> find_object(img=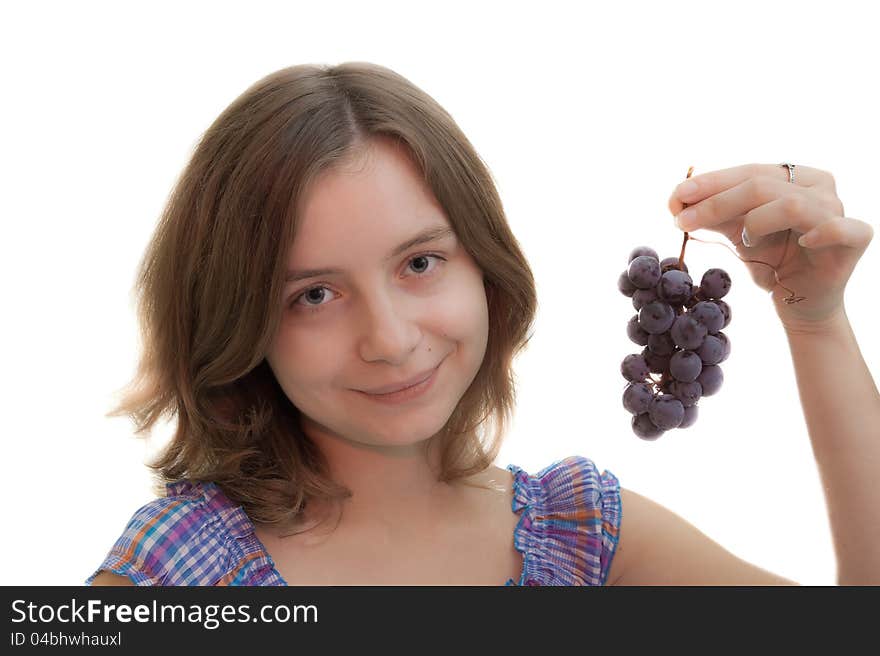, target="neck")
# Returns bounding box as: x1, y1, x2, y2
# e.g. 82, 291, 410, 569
299, 415, 461, 538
